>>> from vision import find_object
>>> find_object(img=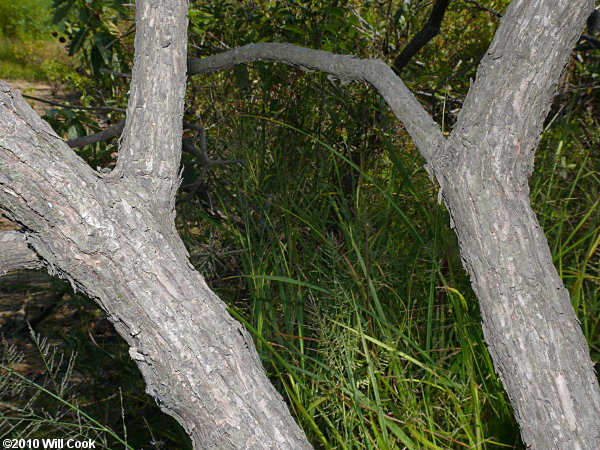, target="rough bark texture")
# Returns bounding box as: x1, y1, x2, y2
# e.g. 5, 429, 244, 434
179, 0, 600, 447
440, 1, 600, 447
1, 0, 599, 448
0, 1, 309, 449
0, 231, 42, 275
